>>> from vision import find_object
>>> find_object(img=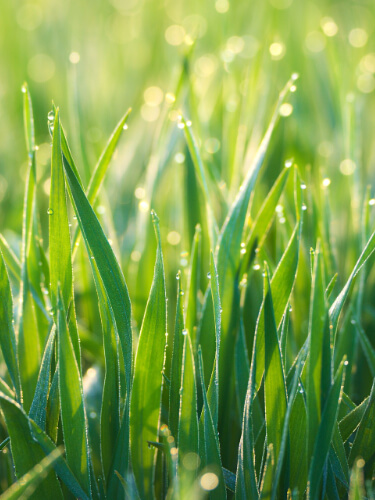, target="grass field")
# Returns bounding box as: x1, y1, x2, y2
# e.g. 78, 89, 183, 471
0, 0, 375, 498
